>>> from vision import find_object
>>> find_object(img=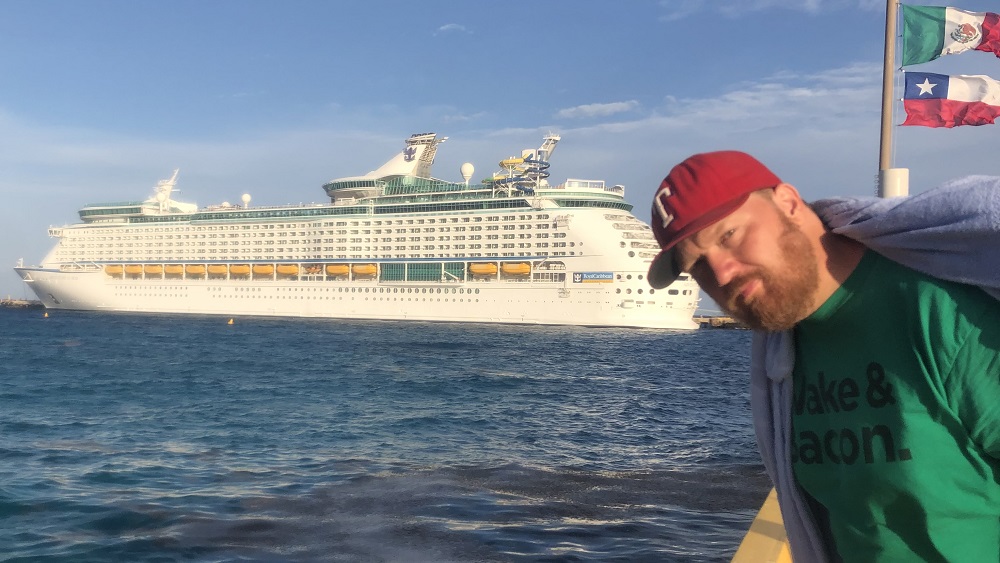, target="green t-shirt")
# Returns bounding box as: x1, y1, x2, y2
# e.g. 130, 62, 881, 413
792, 250, 1000, 562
